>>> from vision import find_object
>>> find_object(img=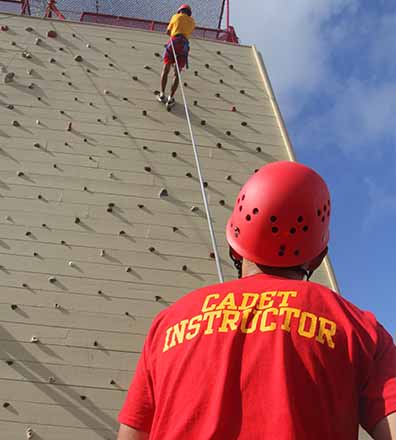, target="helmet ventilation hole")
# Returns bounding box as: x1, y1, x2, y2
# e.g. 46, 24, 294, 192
317, 209, 321, 216
278, 251, 285, 256
253, 208, 259, 215
271, 226, 279, 233
239, 206, 242, 212
290, 227, 296, 234
302, 225, 309, 232
246, 214, 251, 221
321, 216, 325, 223
270, 215, 277, 222
294, 250, 300, 256
297, 216, 303, 223
242, 194, 245, 201
323, 205, 327, 212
